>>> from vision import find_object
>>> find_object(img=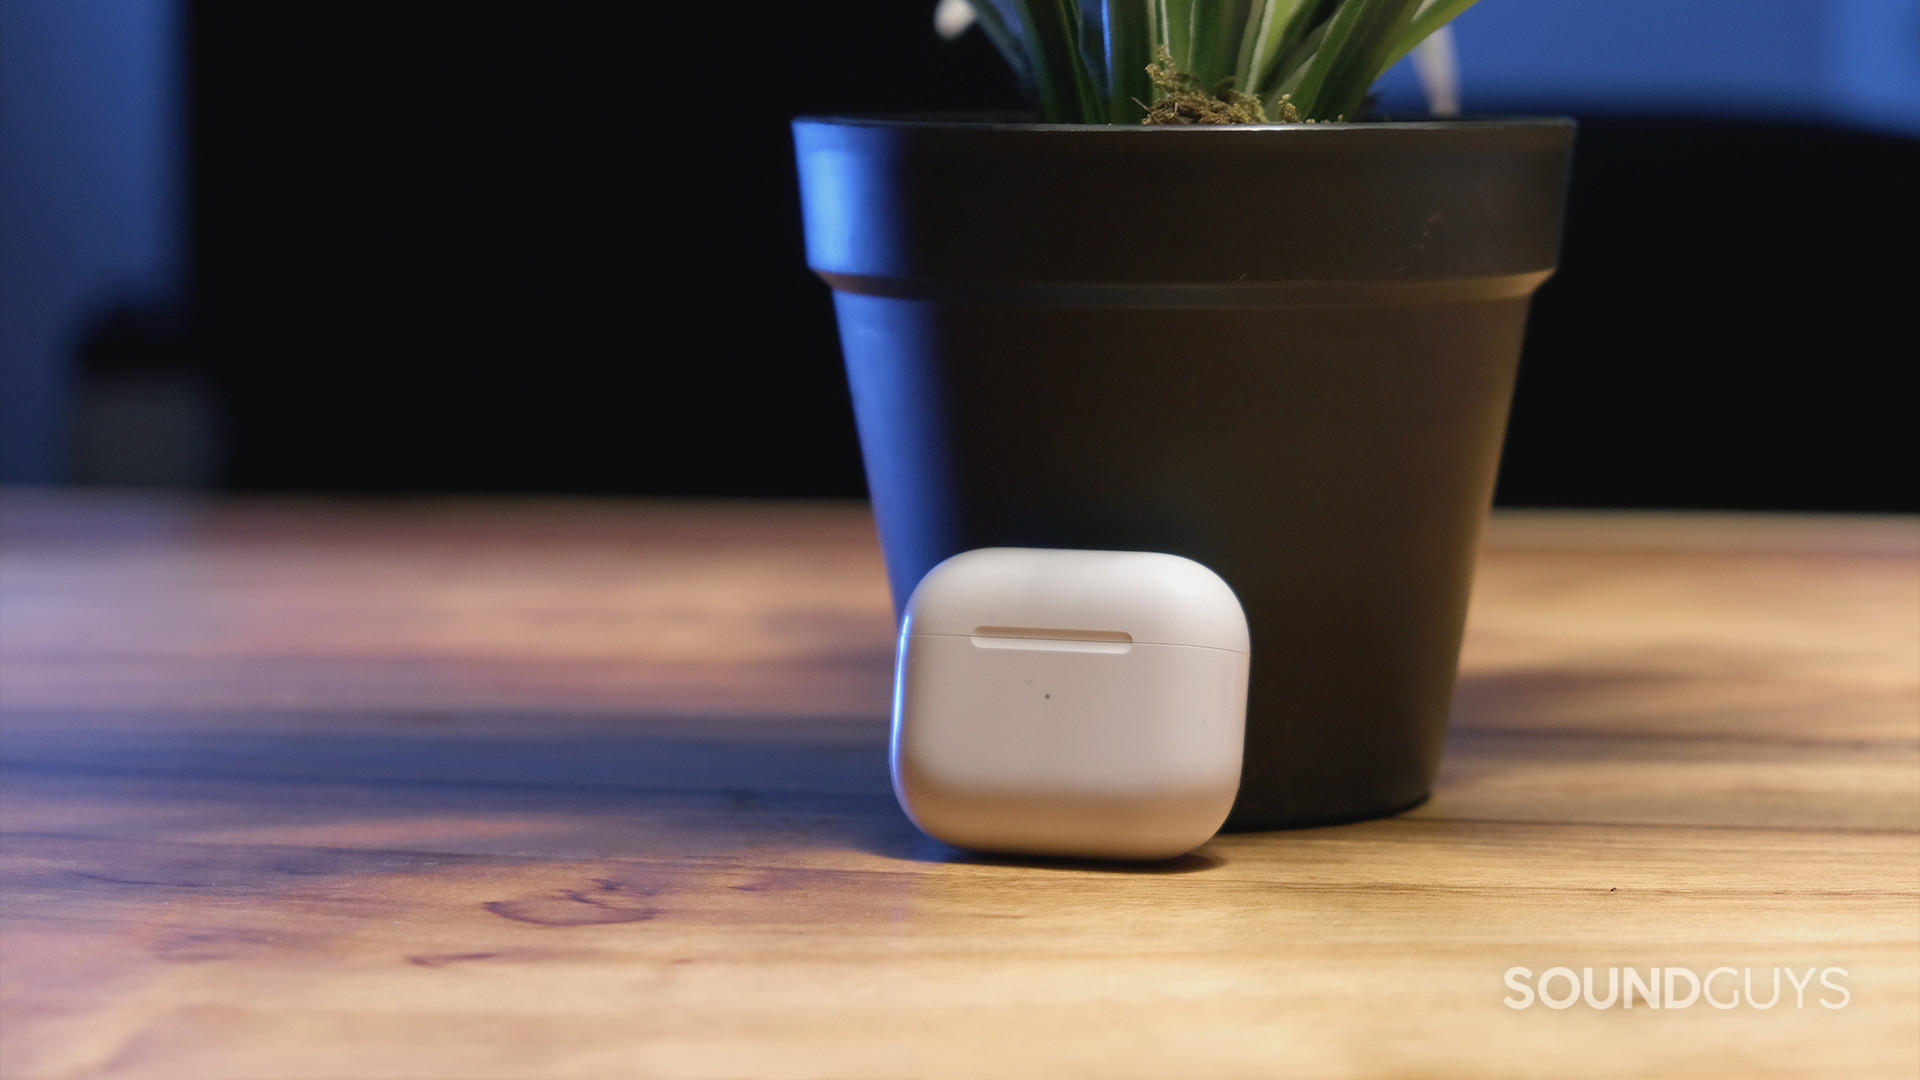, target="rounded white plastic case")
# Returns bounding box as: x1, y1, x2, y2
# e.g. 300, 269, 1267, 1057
891, 547, 1249, 860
